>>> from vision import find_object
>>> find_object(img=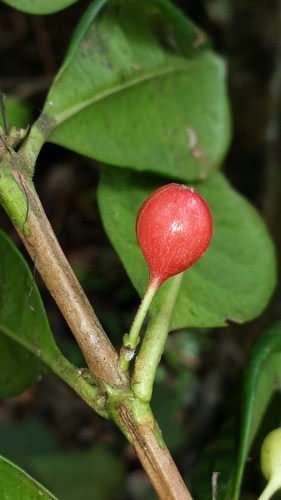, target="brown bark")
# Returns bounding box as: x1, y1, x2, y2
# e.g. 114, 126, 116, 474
118, 404, 192, 500
13, 169, 127, 390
